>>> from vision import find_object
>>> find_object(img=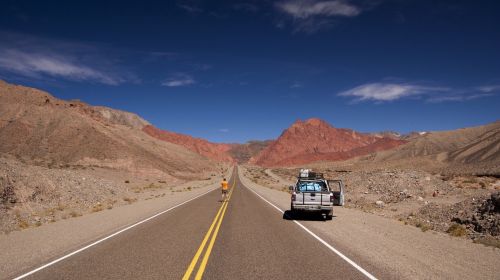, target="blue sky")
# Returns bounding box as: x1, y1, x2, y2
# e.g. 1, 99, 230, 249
0, 0, 499, 143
